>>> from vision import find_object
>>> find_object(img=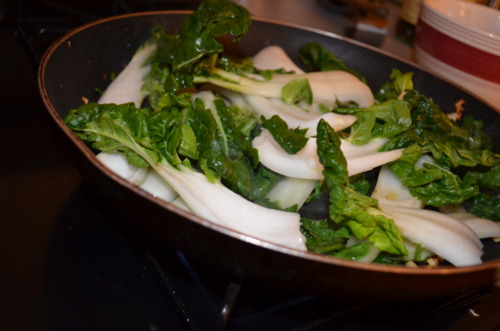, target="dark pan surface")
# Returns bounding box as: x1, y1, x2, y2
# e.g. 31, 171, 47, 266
38, 11, 500, 301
